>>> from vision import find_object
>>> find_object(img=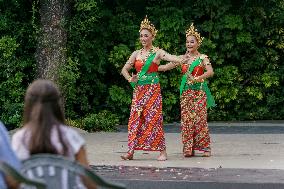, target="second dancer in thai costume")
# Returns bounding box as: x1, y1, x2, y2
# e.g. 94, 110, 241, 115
121, 16, 186, 161
159, 23, 216, 157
